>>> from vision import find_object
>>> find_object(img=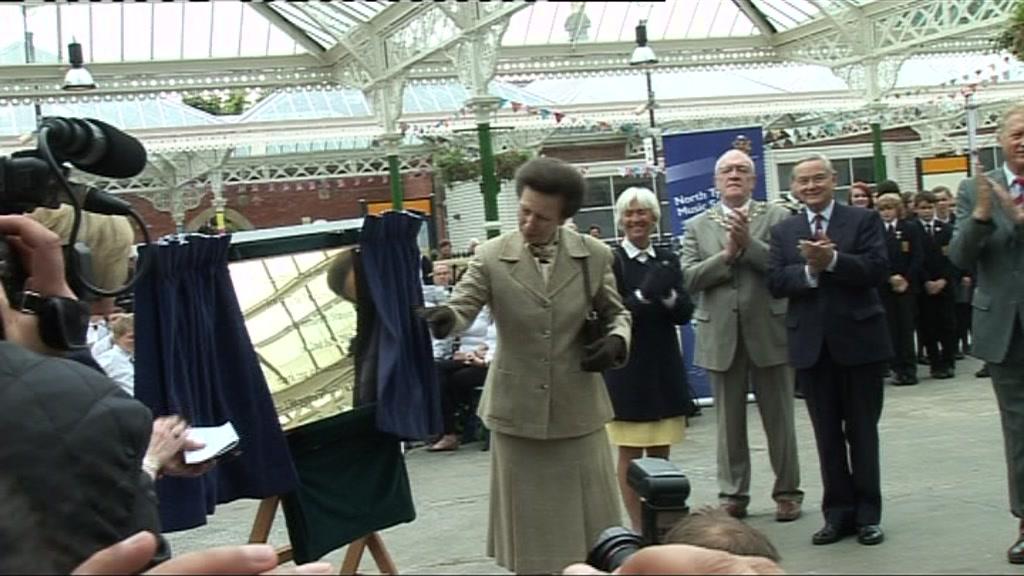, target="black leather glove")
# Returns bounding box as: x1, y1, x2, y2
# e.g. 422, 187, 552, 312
639, 261, 682, 300
415, 305, 456, 339
581, 334, 627, 372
